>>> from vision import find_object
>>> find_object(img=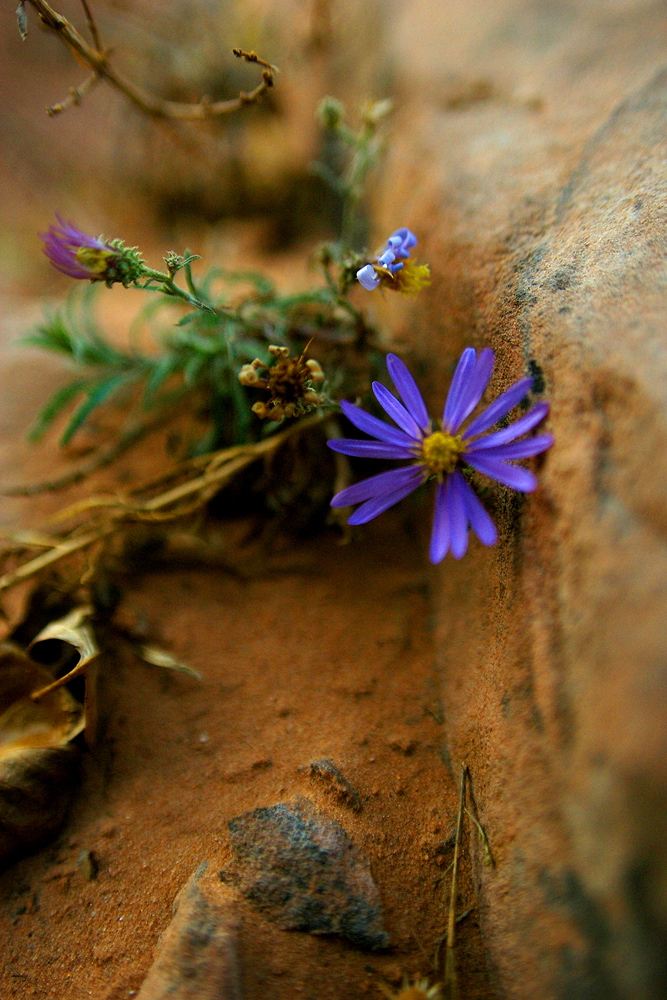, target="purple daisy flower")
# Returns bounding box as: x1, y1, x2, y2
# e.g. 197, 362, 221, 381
41, 216, 118, 280
328, 348, 553, 563
357, 227, 418, 291
40, 216, 144, 285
